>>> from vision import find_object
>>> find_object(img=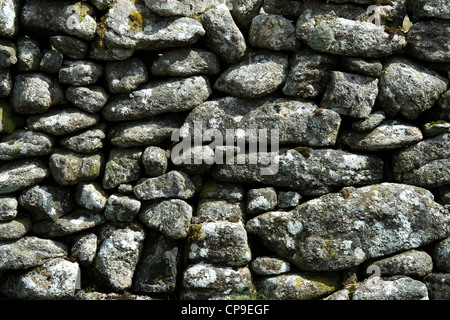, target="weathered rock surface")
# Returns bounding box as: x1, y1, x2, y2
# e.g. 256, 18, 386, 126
65, 86, 109, 114
194, 199, 244, 223
103, 148, 143, 189
59, 60, 103, 86
0, 159, 50, 195
249, 14, 299, 51
145, 0, 224, 17
105, 57, 148, 94
231, 0, 263, 30
104, 194, 141, 222
0, 217, 32, 241
407, 0, 450, 20
250, 256, 290, 276
0, 130, 55, 160
0, 196, 18, 221
433, 237, 450, 272
353, 276, 429, 300
50, 36, 88, 60
71, 233, 97, 266
0, 40, 16, 68
134, 171, 196, 201
425, 273, 450, 300
59, 126, 106, 154
246, 187, 277, 215
141, 146, 168, 177
75, 182, 108, 212
0, 0, 20, 38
